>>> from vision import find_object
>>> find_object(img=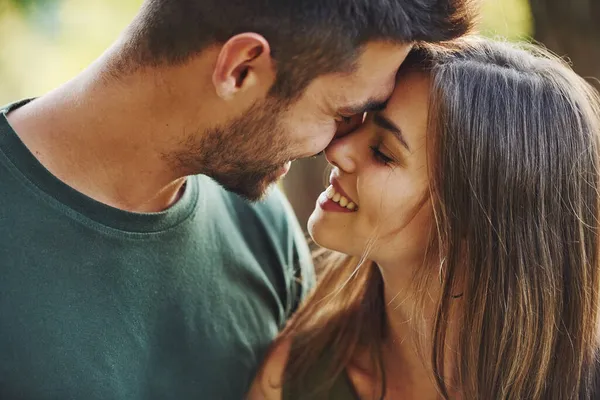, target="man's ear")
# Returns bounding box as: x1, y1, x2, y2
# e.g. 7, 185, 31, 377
212, 33, 274, 100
